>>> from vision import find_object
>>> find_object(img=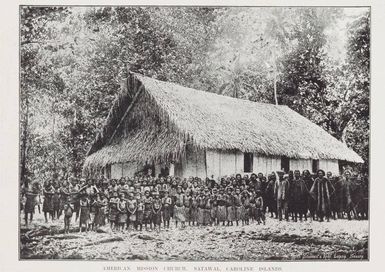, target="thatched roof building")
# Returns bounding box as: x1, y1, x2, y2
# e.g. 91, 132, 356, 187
84, 73, 362, 178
